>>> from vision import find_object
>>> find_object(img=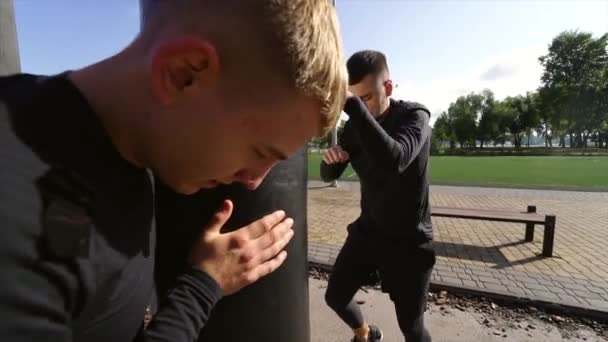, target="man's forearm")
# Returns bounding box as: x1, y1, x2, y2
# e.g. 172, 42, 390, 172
137, 269, 223, 342
343, 97, 429, 174
320, 160, 348, 182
